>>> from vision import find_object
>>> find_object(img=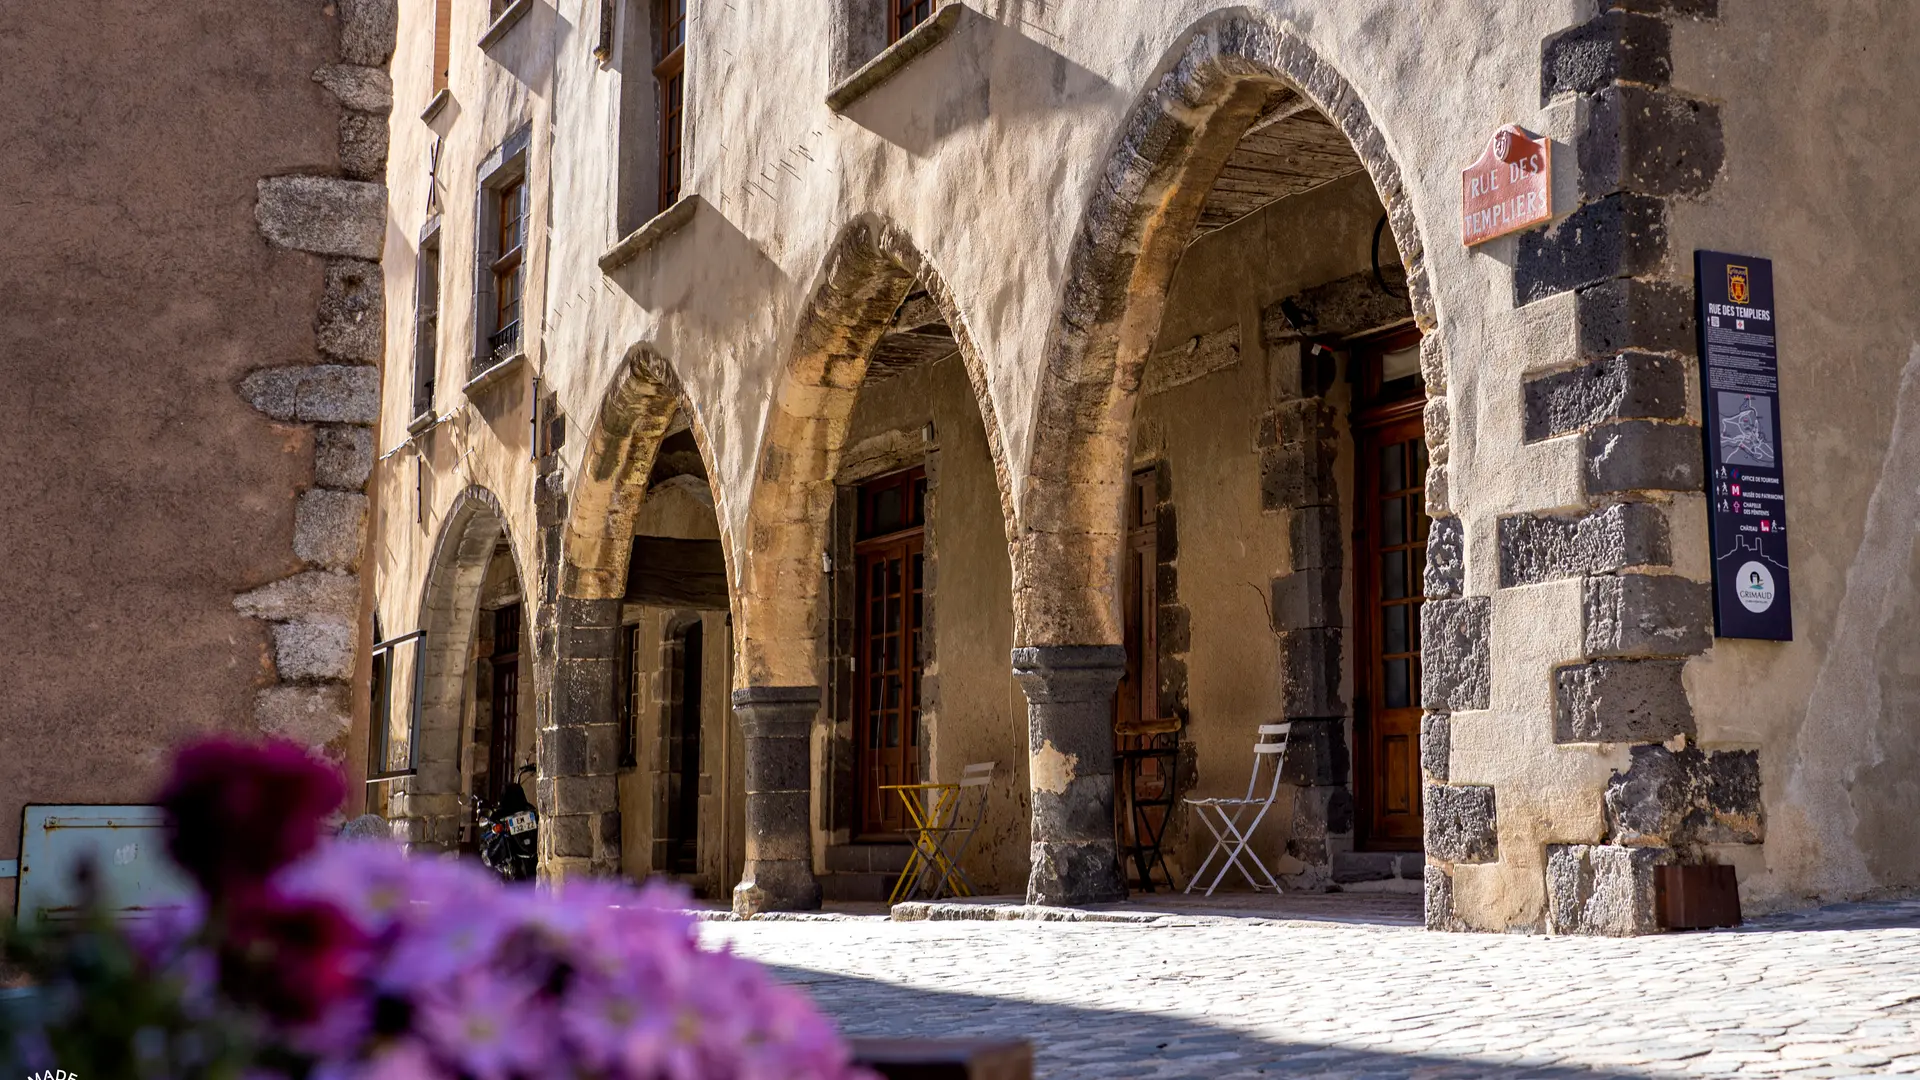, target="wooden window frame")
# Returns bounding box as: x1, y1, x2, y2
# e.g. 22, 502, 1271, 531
655, 0, 687, 213
889, 0, 936, 42
411, 227, 441, 418
486, 604, 523, 807
432, 0, 453, 93
1349, 325, 1428, 851
852, 466, 927, 838
474, 132, 530, 374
